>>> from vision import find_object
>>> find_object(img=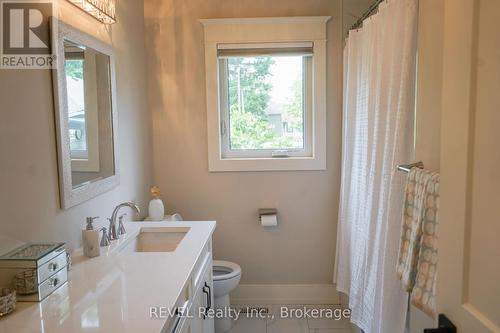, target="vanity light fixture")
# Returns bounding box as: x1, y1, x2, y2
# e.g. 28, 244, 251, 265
67, 0, 116, 24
